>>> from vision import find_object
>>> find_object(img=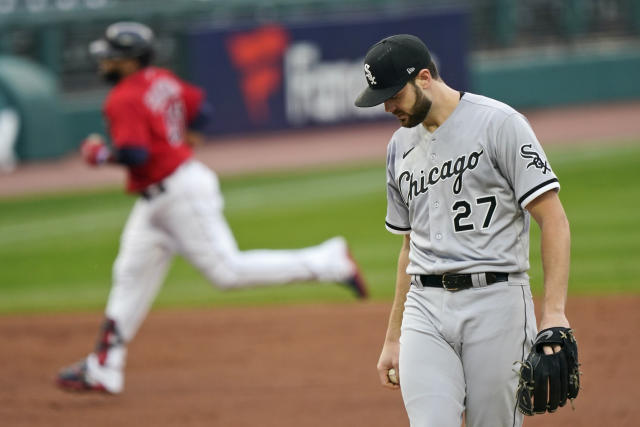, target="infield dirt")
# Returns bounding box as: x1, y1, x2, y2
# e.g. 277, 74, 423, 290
0, 297, 637, 427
